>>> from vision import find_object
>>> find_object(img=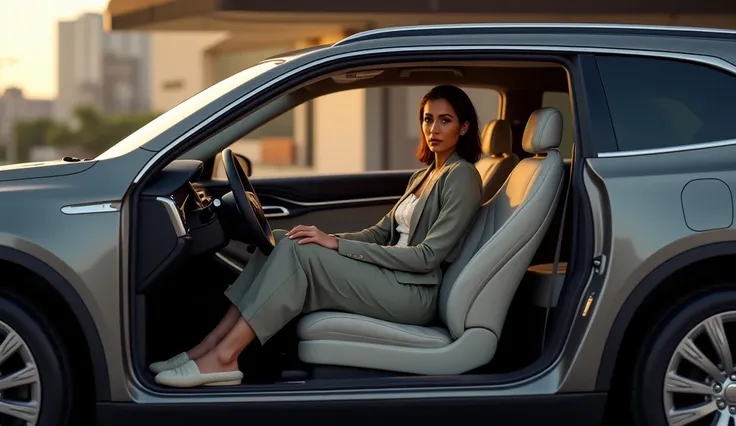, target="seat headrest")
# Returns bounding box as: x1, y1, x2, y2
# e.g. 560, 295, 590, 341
522, 107, 563, 154
480, 119, 512, 156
